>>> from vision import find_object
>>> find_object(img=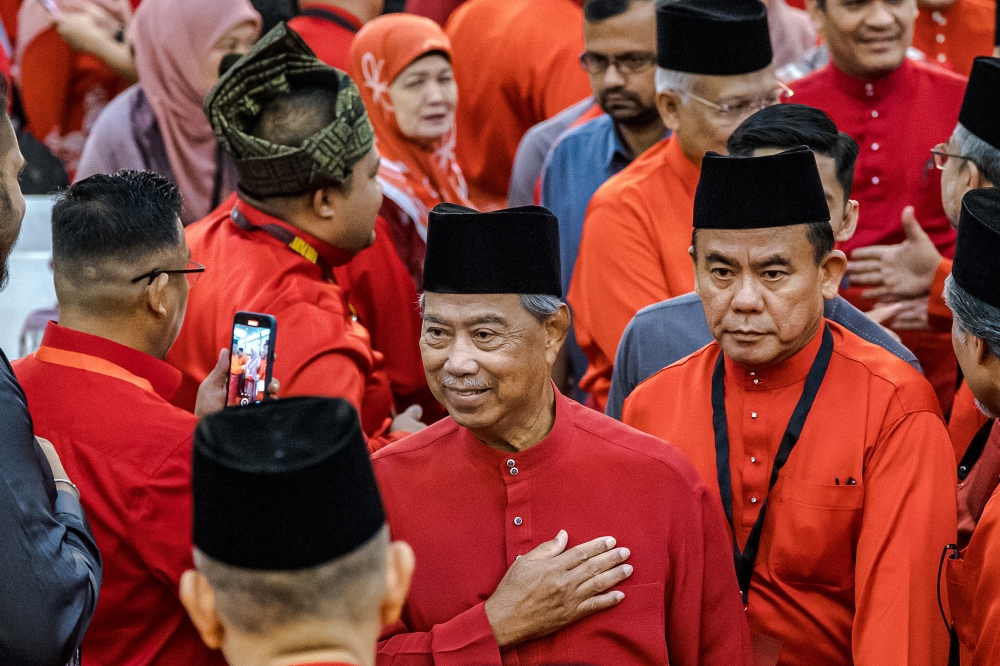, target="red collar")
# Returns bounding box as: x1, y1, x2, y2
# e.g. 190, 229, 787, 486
37, 322, 182, 401
233, 198, 356, 268
827, 57, 913, 101
723, 322, 827, 391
